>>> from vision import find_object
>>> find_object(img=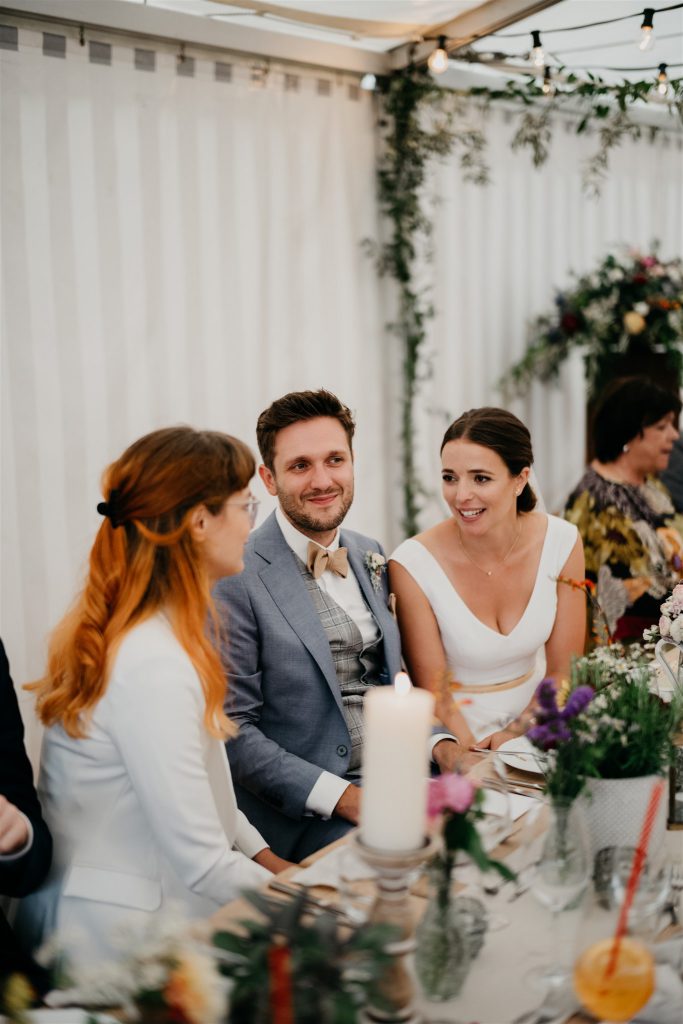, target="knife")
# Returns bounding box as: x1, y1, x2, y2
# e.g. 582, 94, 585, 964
482, 776, 545, 792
